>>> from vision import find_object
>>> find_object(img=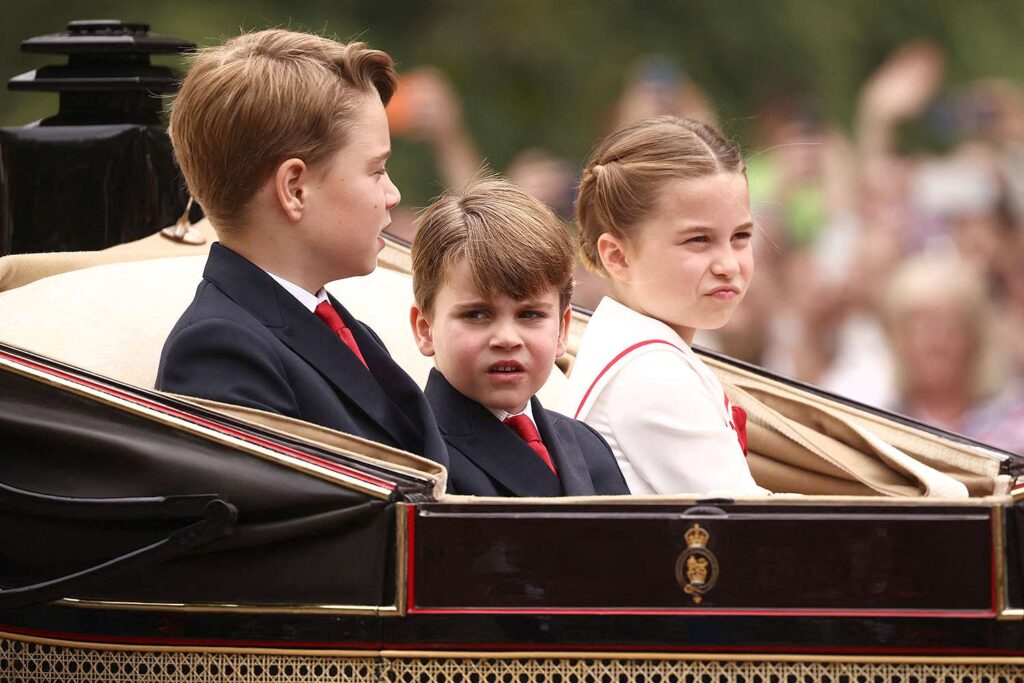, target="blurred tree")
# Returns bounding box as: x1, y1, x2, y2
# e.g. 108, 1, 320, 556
2, 0, 1022, 206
